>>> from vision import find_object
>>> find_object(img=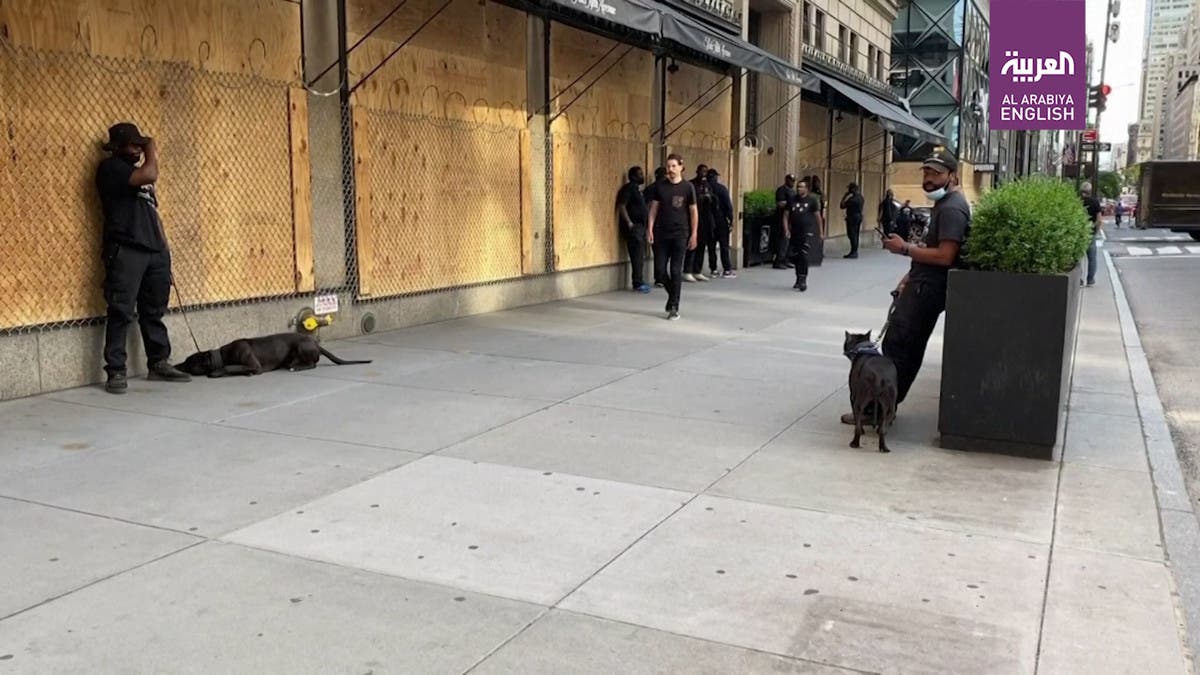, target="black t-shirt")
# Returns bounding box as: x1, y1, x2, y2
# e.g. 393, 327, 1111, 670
96, 156, 165, 251
652, 180, 696, 236
1082, 195, 1102, 233
775, 185, 795, 226
791, 193, 821, 232
617, 182, 649, 228
842, 192, 864, 220
897, 206, 913, 225
909, 190, 971, 286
